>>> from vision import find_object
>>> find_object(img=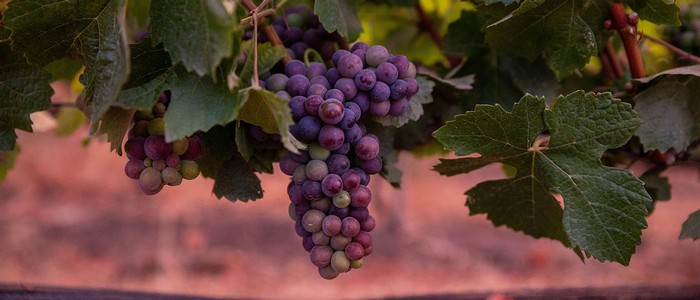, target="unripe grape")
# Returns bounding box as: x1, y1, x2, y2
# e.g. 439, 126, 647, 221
132, 120, 150, 137
171, 138, 189, 156
331, 251, 351, 273
330, 234, 352, 251
179, 160, 200, 180
148, 118, 165, 136
305, 159, 329, 181
350, 258, 364, 269
302, 209, 326, 233
293, 165, 308, 185
318, 265, 340, 280
139, 167, 163, 195
308, 142, 331, 161
310, 197, 332, 212
161, 167, 182, 185
153, 103, 167, 117
152, 159, 167, 171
